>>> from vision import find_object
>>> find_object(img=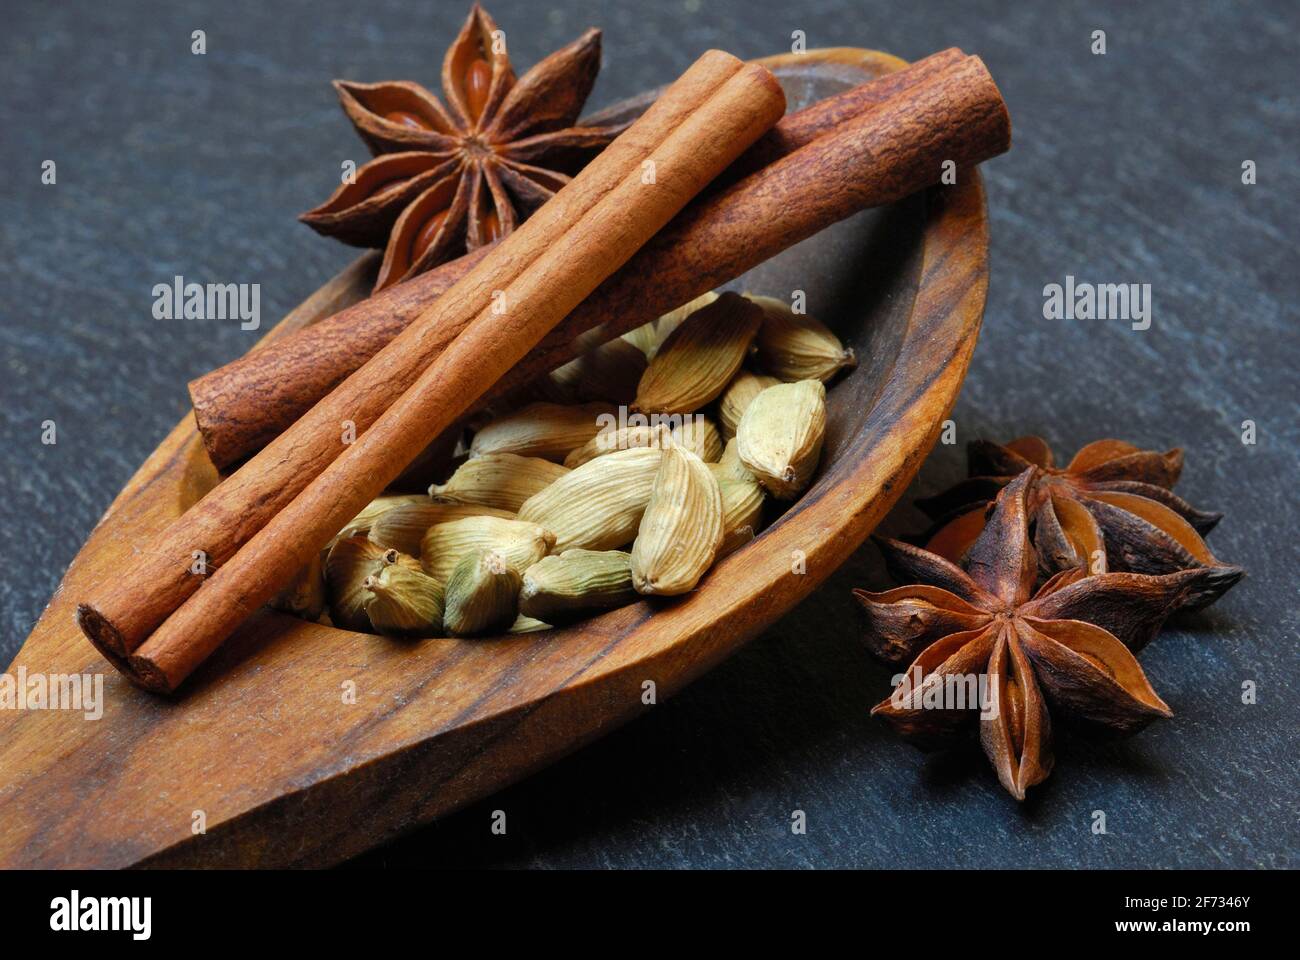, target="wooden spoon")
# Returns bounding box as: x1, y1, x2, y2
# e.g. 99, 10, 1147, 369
0, 49, 989, 868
